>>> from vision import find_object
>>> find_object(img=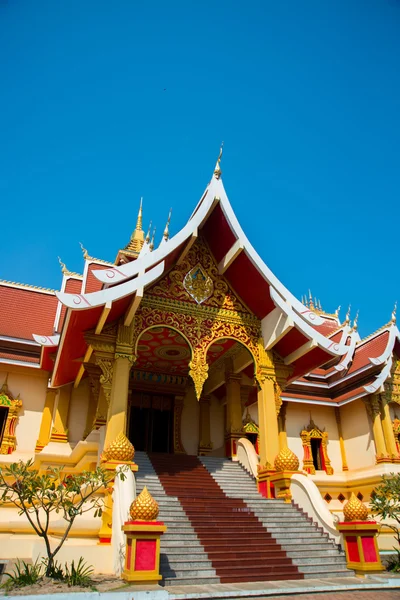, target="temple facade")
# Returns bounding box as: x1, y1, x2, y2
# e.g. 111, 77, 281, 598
0, 153, 399, 574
